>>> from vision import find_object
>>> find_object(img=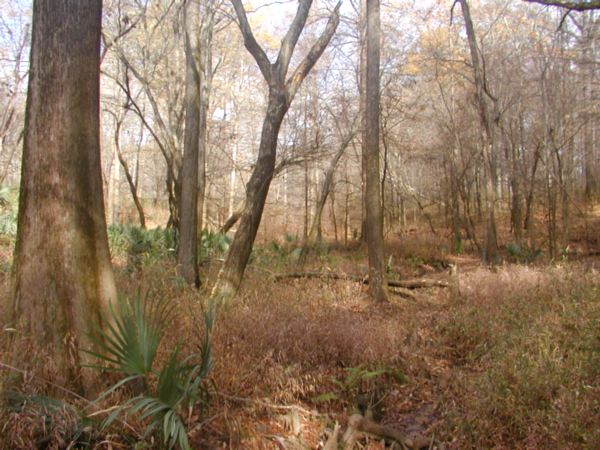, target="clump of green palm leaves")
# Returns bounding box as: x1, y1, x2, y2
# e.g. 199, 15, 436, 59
0, 186, 18, 236
107, 225, 177, 271
86, 292, 214, 449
